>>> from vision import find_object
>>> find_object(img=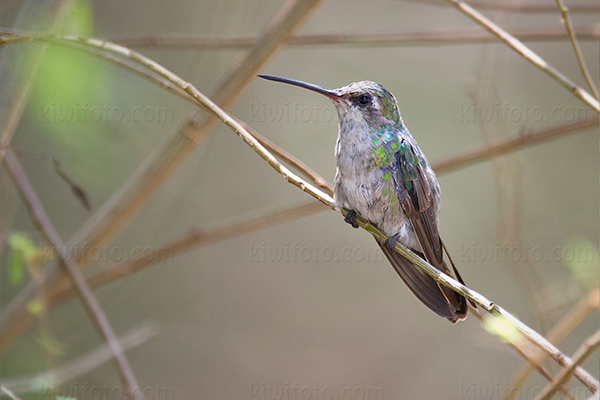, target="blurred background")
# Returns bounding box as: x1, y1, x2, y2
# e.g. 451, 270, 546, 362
0, 0, 598, 399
